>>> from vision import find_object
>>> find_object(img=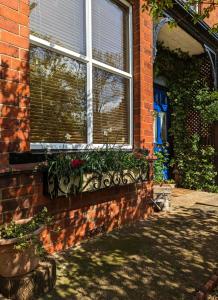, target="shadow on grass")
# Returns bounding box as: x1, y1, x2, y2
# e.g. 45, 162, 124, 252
41, 207, 218, 300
